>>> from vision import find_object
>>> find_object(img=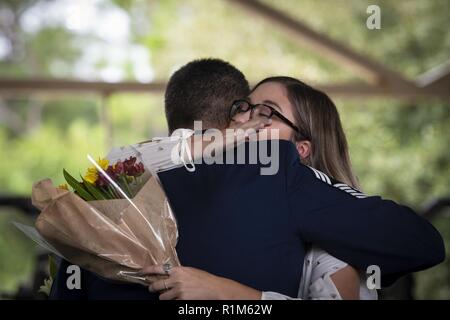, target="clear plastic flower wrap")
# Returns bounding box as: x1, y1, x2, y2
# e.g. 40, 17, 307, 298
17, 152, 180, 285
